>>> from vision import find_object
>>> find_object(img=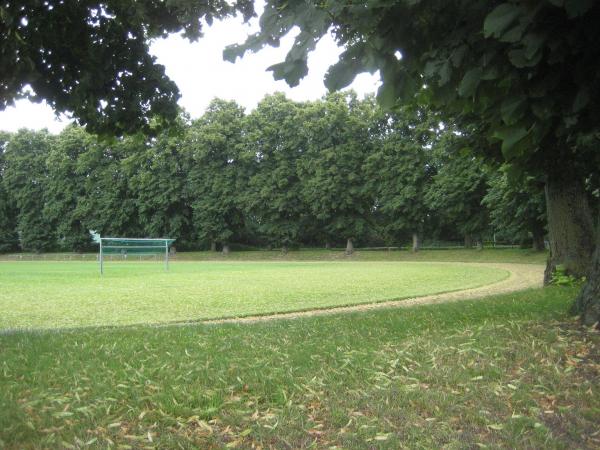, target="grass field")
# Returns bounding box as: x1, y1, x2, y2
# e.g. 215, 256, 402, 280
1, 247, 549, 264
2, 250, 597, 448
1, 286, 598, 449
177, 248, 549, 264
0, 260, 509, 330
